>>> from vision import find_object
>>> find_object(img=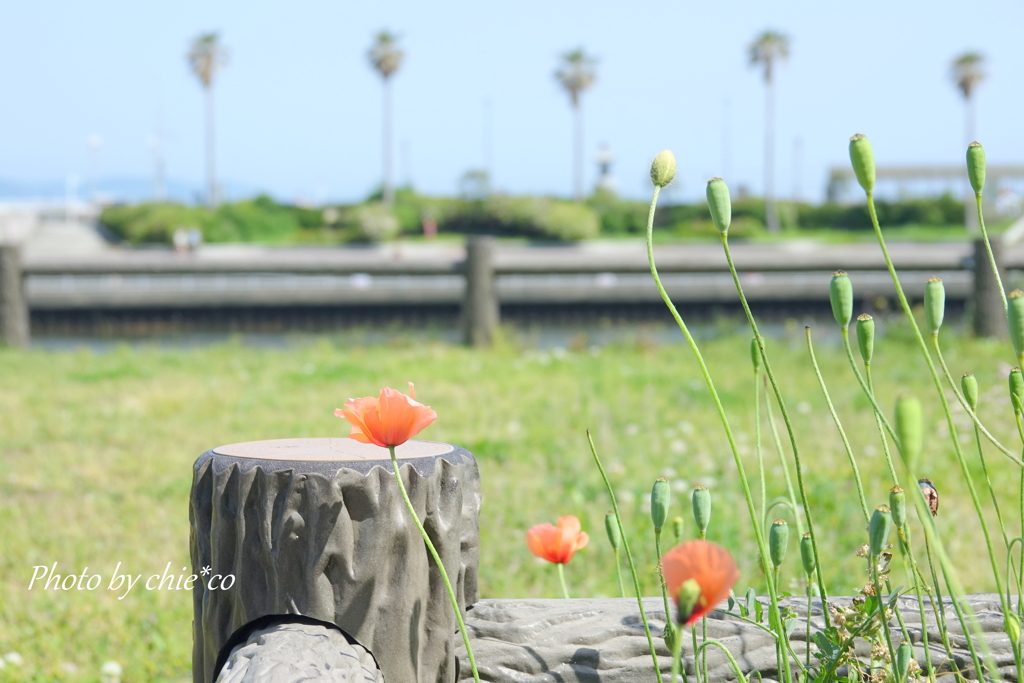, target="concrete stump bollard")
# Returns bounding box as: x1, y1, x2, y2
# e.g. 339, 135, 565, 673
0, 245, 29, 348
189, 438, 481, 683
463, 236, 498, 347
973, 236, 1006, 339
